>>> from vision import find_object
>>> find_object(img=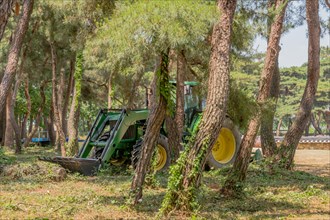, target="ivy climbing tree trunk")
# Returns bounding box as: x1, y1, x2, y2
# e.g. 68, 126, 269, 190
0, 0, 34, 115
67, 52, 83, 156
130, 51, 169, 205
160, 0, 237, 214
222, 0, 288, 193
276, 0, 320, 169
0, 0, 14, 42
